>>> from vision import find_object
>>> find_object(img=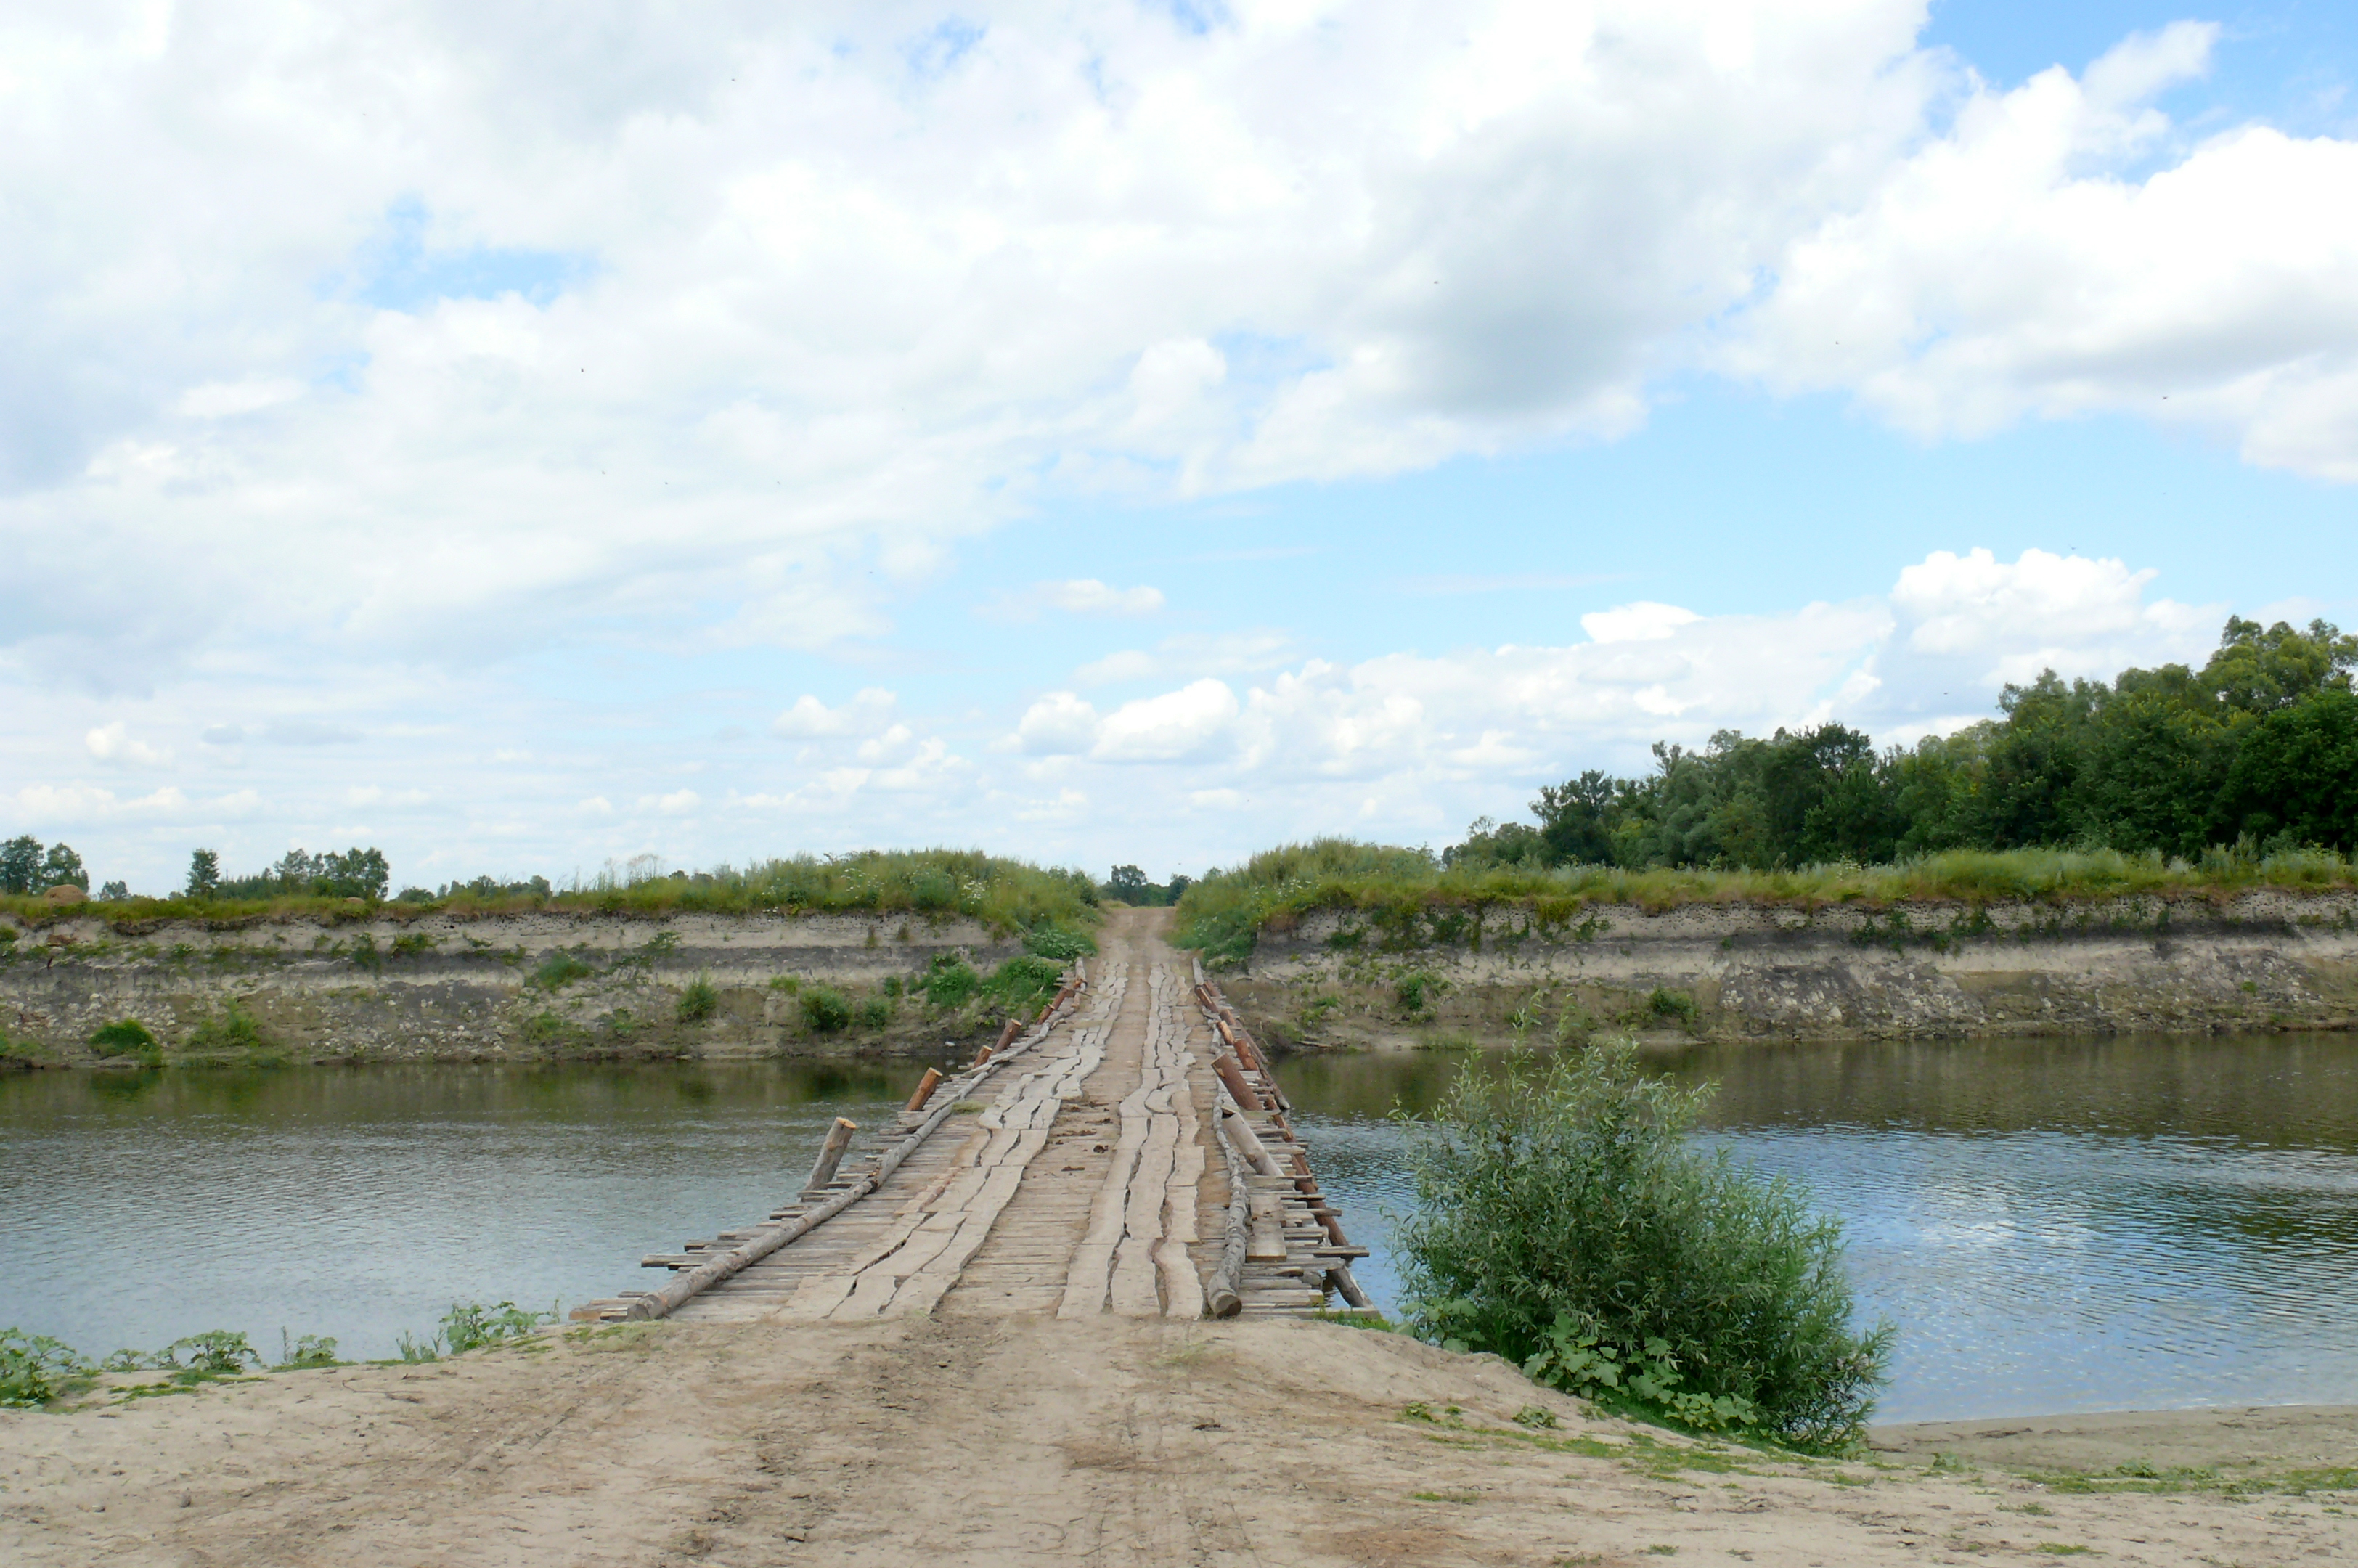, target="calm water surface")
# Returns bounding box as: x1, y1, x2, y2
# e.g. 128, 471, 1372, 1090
5, 1034, 2356, 1423
1284, 1033, 2358, 1422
